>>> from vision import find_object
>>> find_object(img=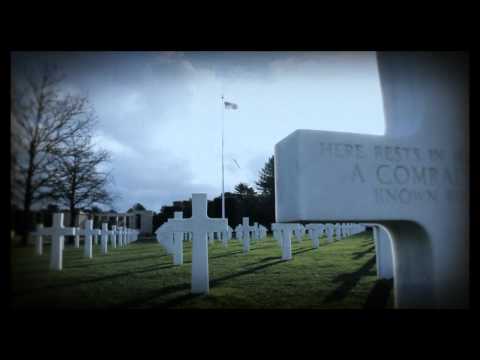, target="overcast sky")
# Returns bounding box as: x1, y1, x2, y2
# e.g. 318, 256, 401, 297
12, 51, 385, 212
